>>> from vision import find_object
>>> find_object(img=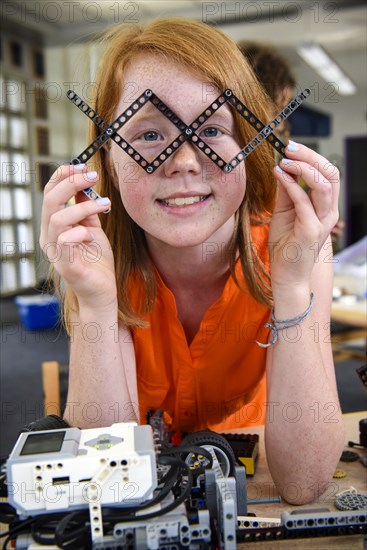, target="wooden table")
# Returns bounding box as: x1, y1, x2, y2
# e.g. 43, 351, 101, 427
236, 411, 367, 549
331, 299, 367, 328
330, 299, 366, 362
